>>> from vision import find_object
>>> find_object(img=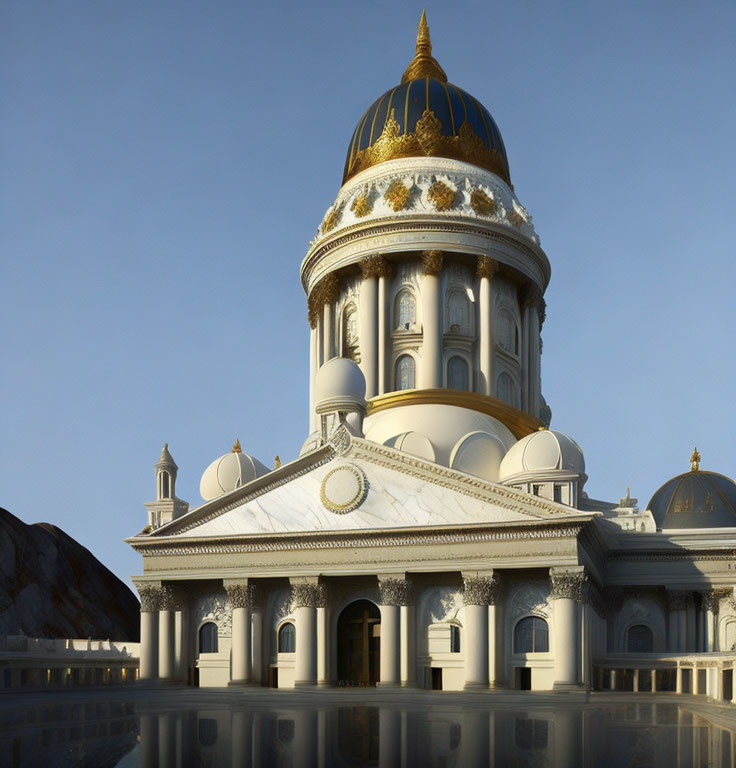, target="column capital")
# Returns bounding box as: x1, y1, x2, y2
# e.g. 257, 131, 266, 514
476, 256, 498, 280
700, 590, 720, 613
520, 282, 544, 310
360, 254, 393, 279
290, 578, 324, 609
666, 590, 694, 610
307, 273, 340, 328
550, 567, 586, 601
137, 584, 182, 612
462, 572, 502, 606
377, 576, 413, 606
225, 581, 255, 610
421, 249, 444, 276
